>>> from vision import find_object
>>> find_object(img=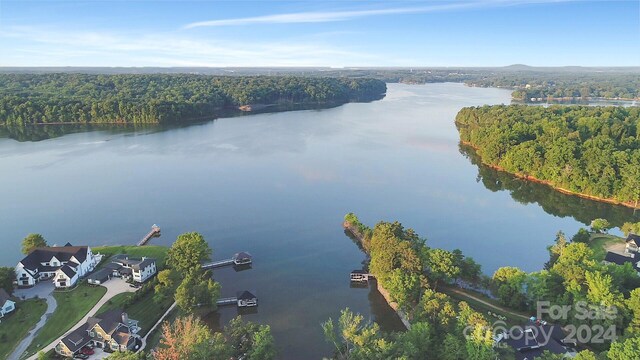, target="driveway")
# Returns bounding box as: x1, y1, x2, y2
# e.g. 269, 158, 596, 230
8, 283, 57, 360
22, 278, 137, 360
